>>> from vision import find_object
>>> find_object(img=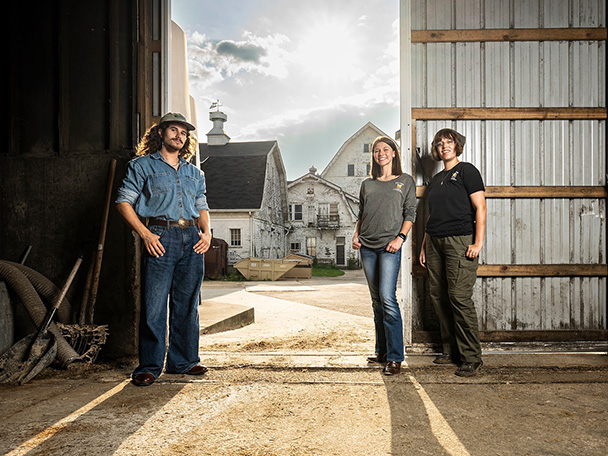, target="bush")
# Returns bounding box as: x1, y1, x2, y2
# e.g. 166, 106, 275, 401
347, 257, 360, 270
206, 270, 247, 281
